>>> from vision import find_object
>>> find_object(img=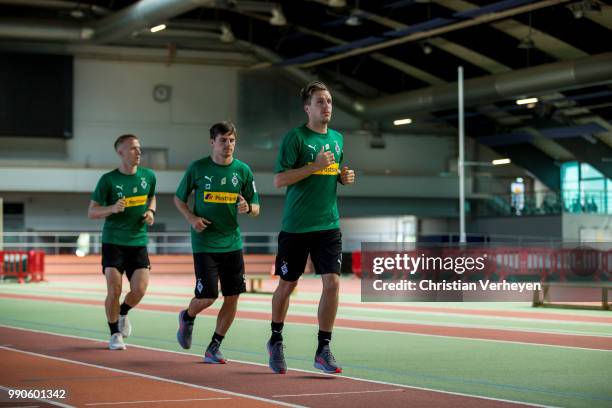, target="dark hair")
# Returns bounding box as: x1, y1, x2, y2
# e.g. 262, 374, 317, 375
209, 121, 236, 140
300, 80, 329, 105
114, 134, 138, 150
